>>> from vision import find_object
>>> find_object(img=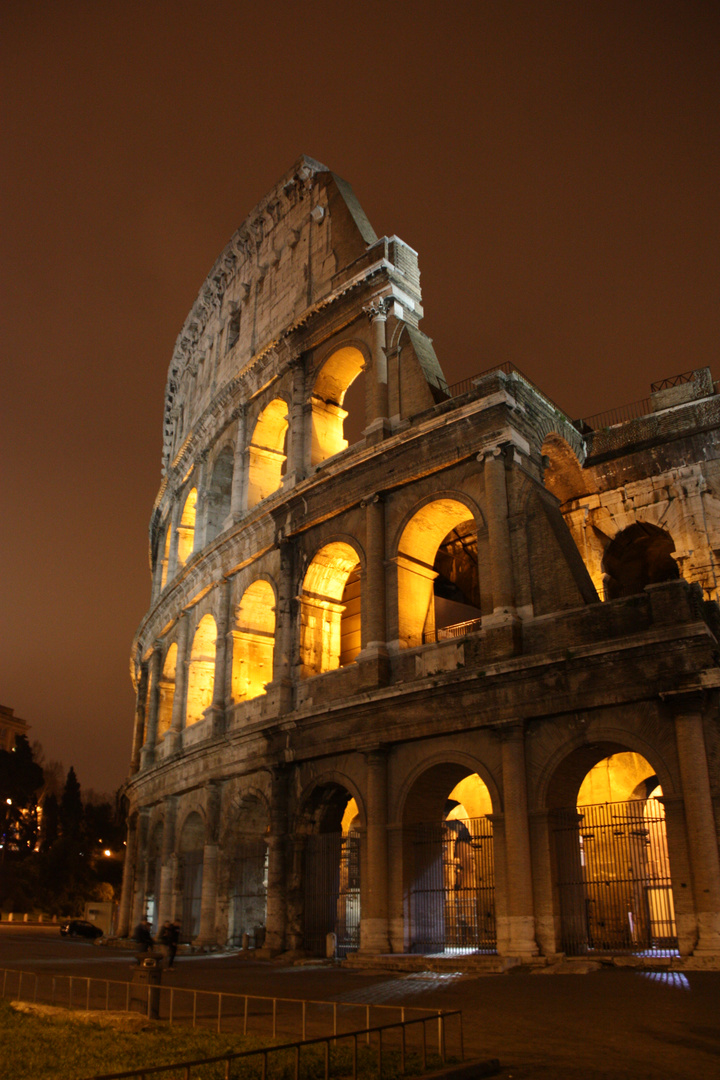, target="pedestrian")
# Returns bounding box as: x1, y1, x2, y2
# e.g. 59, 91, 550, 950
133, 918, 154, 962
159, 920, 179, 969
